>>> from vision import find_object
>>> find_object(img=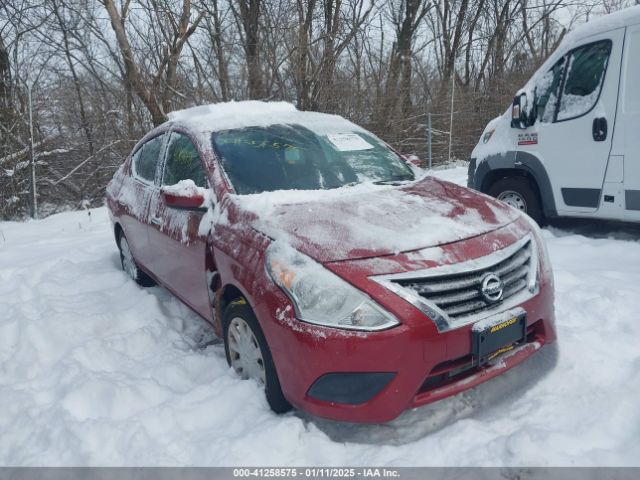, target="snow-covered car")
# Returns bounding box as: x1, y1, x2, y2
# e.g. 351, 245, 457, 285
469, 6, 640, 225
106, 101, 556, 423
